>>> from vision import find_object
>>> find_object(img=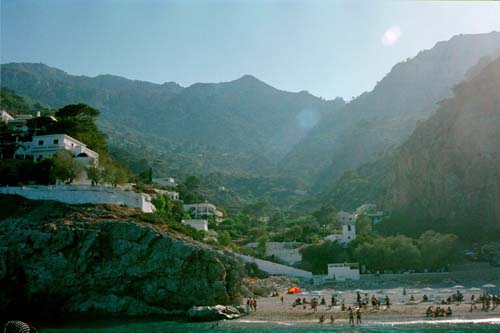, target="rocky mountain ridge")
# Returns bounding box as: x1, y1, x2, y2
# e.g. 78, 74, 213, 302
384, 56, 500, 238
